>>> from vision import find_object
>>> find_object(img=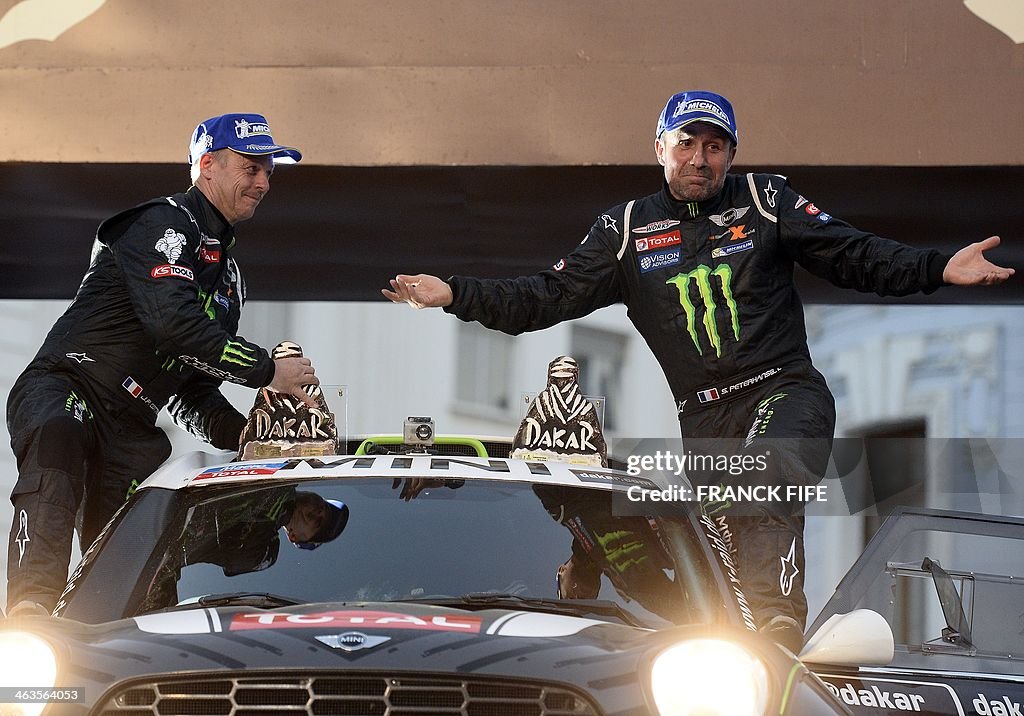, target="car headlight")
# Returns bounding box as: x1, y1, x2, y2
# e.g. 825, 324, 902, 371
0, 630, 58, 716
650, 638, 769, 716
